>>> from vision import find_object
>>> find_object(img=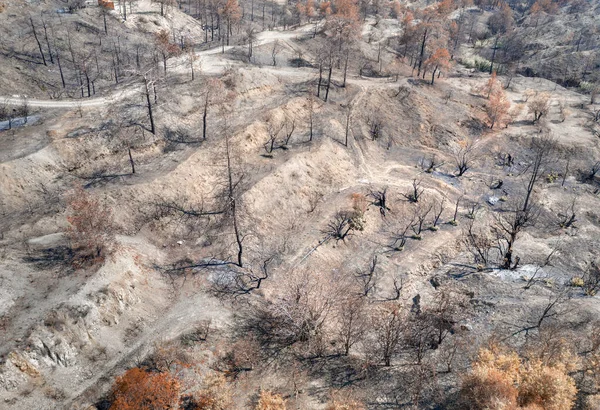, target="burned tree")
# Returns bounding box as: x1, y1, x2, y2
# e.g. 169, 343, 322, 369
493, 135, 555, 269
368, 188, 390, 216
403, 179, 424, 203
354, 254, 380, 297
452, 139, 479, 177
